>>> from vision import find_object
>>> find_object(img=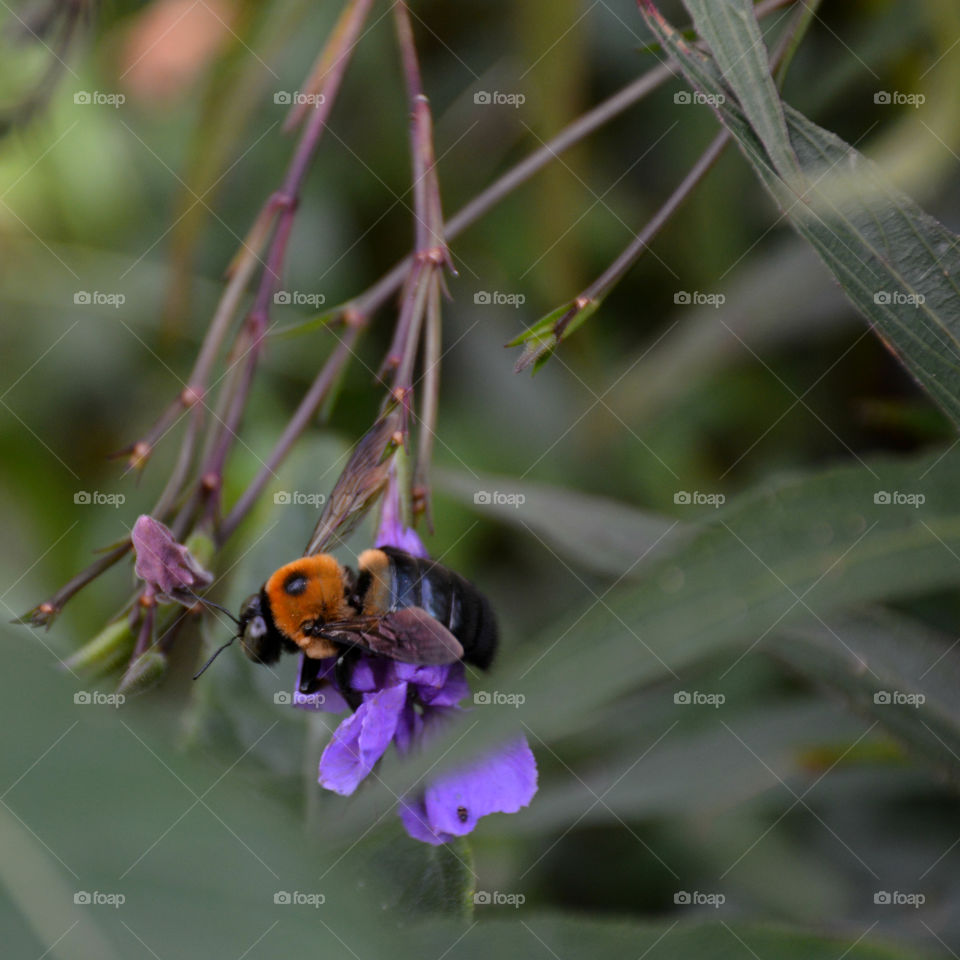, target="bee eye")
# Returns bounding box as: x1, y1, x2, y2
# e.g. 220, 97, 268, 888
241, 615, 270, 661
239, 593, 261, 619
283, 573, 308, 596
